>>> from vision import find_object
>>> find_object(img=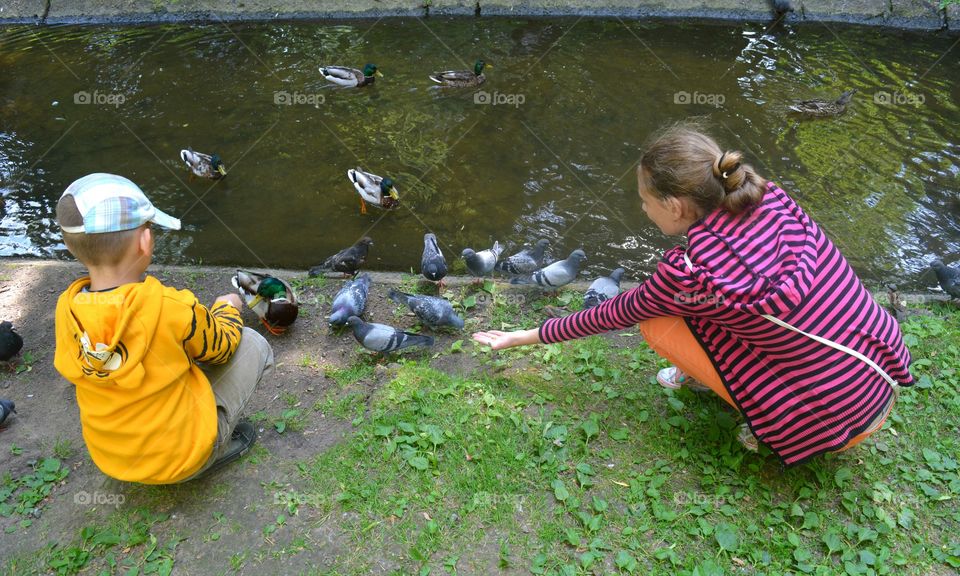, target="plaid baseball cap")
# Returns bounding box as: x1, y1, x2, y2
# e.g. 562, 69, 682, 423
59, 173, 181, 234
